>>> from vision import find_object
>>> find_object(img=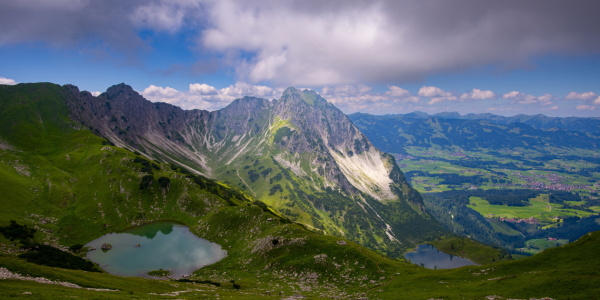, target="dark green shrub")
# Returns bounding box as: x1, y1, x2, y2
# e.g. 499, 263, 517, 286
158, 177, 170, 189
0, 220, 36, 243
20, 244, 99, 272
139, 175, 154, 189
